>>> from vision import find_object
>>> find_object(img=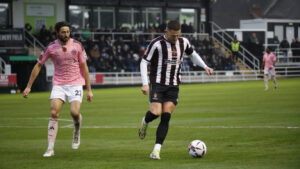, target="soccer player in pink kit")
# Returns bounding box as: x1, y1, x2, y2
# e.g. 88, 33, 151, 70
23, 21, 93, 157
262, 47, 278, 90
